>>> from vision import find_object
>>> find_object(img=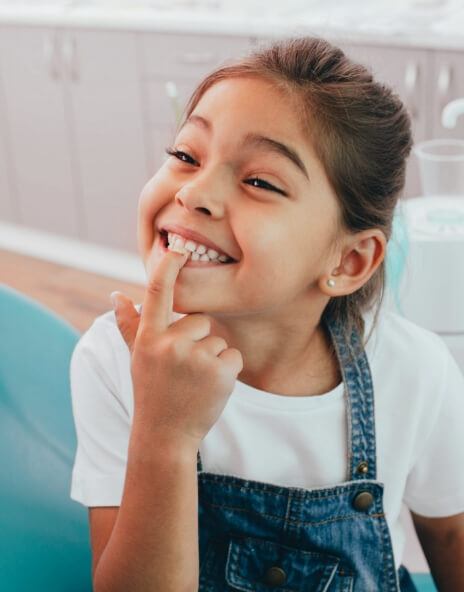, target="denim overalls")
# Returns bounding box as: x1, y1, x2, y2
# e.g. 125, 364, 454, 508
195, 314, 419, 591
